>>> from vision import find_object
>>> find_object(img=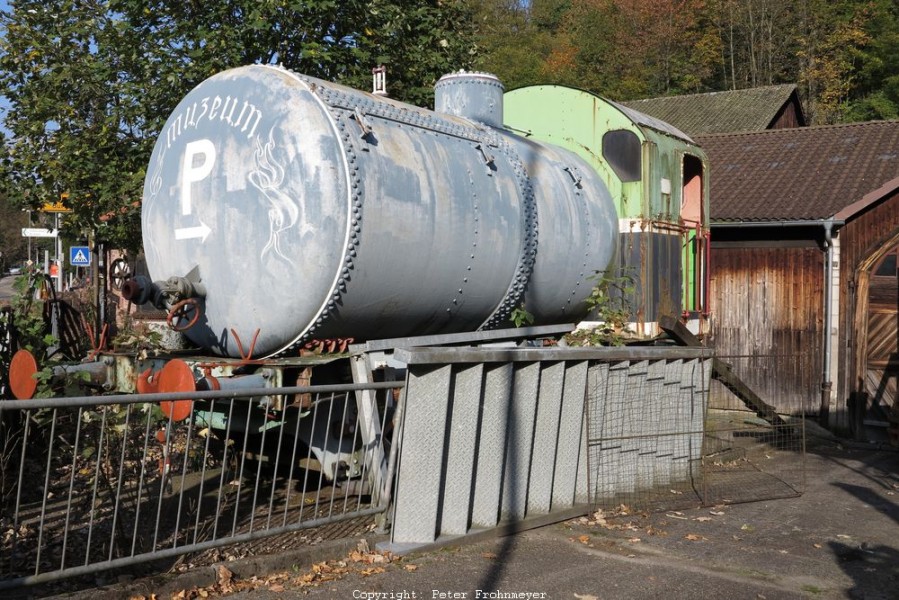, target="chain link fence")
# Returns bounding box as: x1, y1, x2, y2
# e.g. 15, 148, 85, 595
587, 352, 806, 513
